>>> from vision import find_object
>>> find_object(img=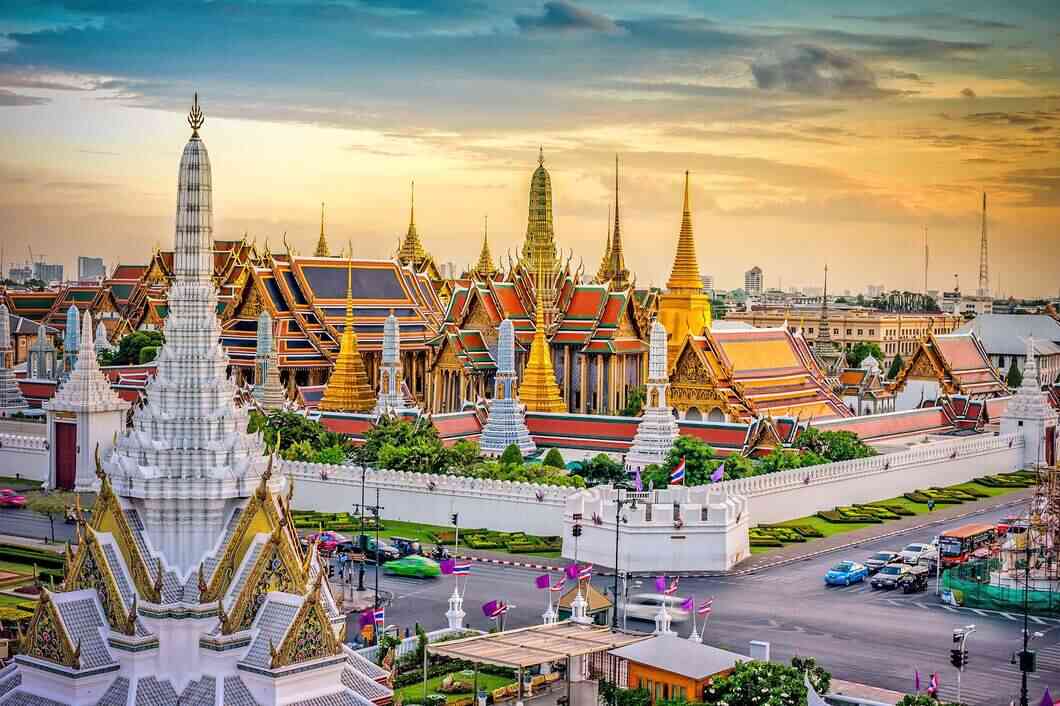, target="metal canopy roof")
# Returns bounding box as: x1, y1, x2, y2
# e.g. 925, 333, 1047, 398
427, 621, 650, 669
